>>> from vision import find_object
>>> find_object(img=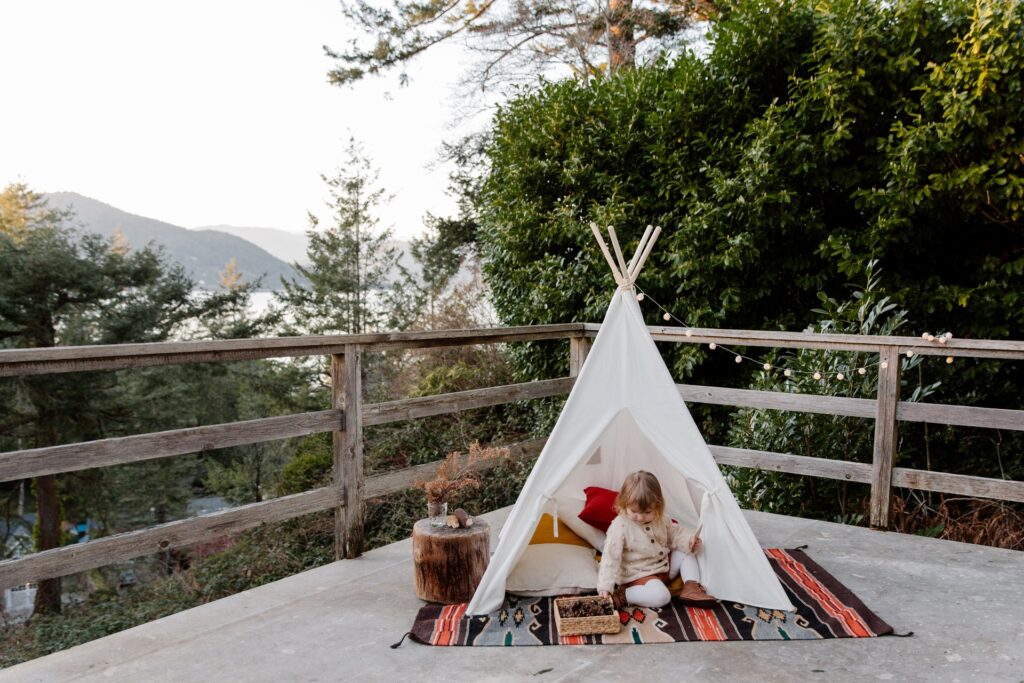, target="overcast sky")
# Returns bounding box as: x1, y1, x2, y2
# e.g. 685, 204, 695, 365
0, 1, 475, 240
